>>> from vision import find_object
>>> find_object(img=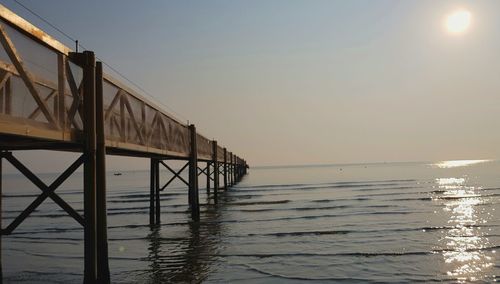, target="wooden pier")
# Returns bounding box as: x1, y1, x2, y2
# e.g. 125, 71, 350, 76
0, 4, 248, 283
